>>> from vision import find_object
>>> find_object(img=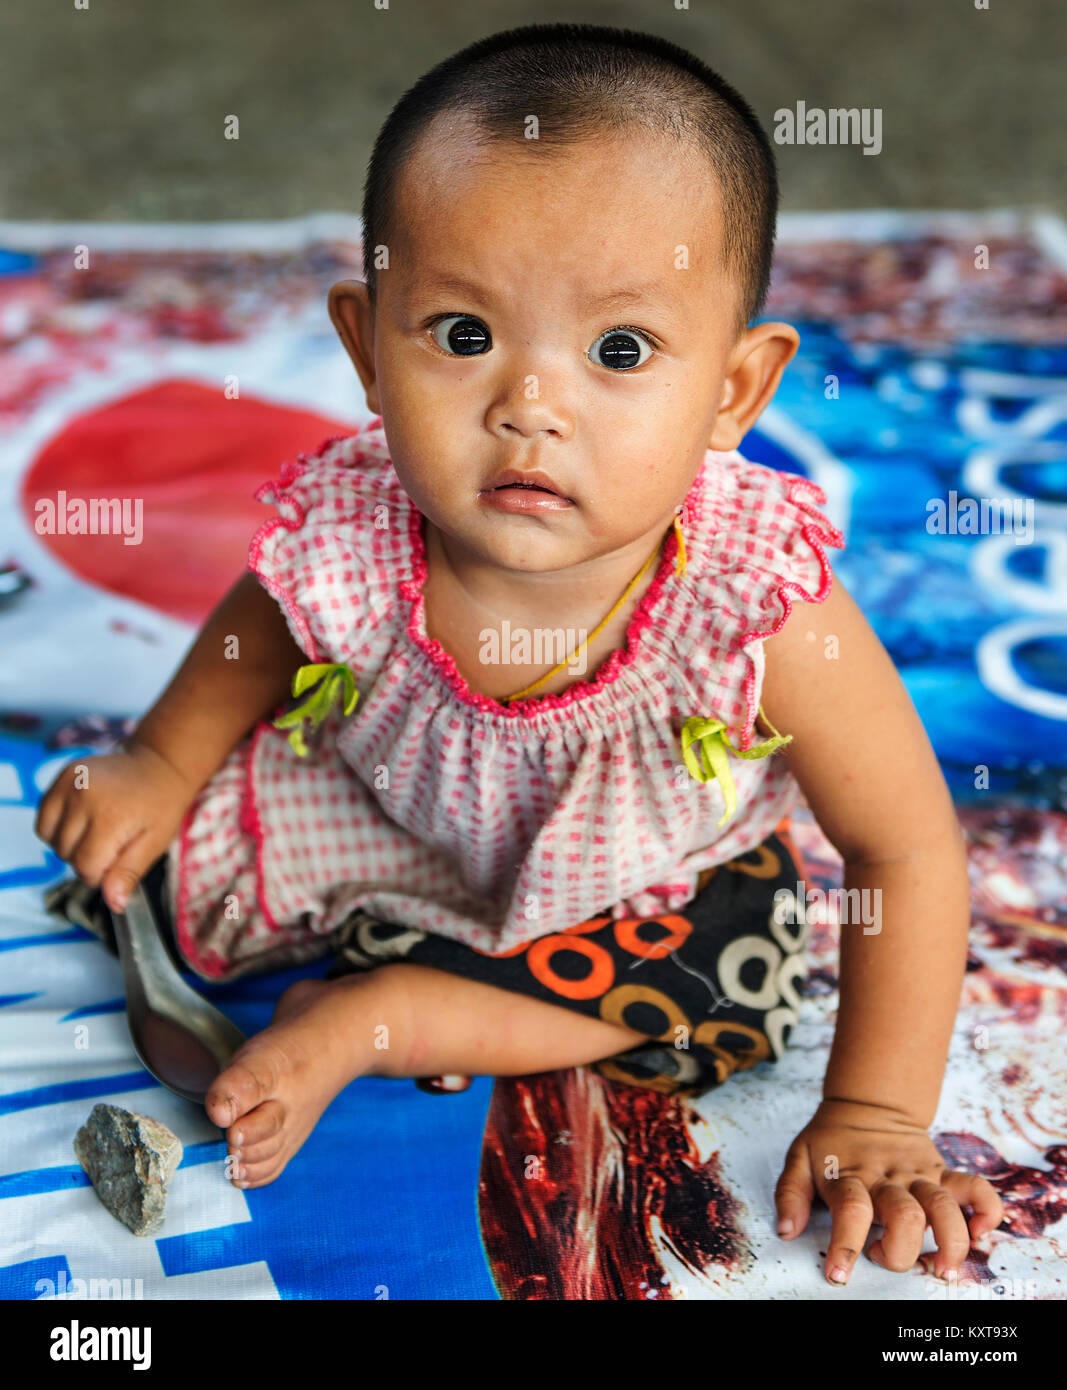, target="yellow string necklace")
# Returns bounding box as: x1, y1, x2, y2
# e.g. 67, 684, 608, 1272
502, 510, 688, 701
